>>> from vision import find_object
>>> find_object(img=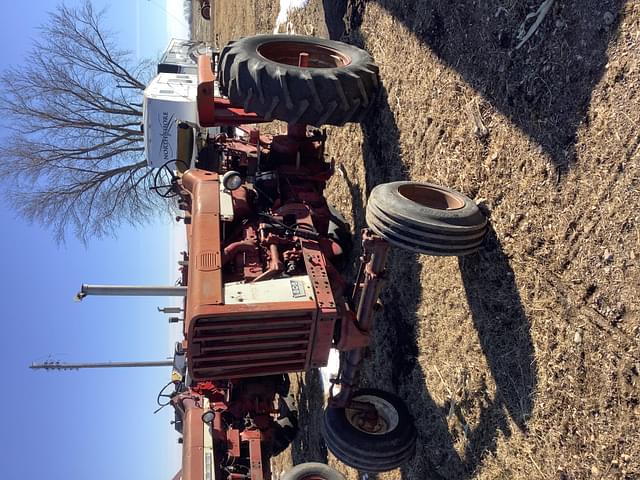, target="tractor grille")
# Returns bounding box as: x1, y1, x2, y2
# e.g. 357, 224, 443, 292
189, 312, 314, 380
